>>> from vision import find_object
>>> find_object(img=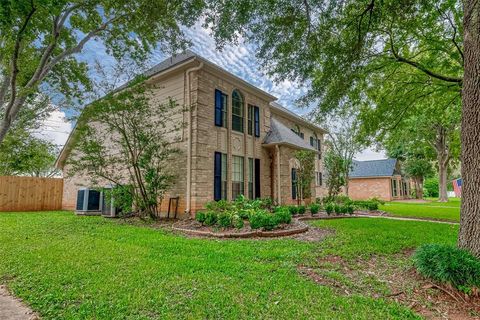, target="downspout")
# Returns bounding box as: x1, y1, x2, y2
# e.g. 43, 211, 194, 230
185, 61, 204, 216
276, 145, 281, 205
